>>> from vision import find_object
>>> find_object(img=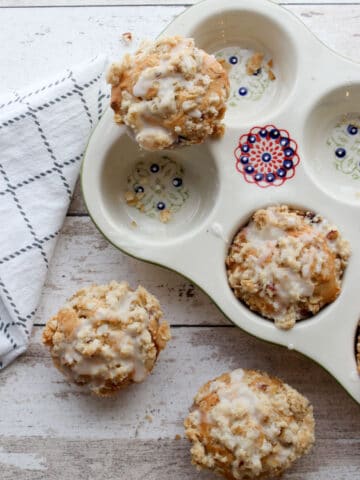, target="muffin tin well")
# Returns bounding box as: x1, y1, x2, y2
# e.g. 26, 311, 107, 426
81, 0, 360, 403
303, 85, 360, 205
188, 7, 298, 123
100, 126, 219, 244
